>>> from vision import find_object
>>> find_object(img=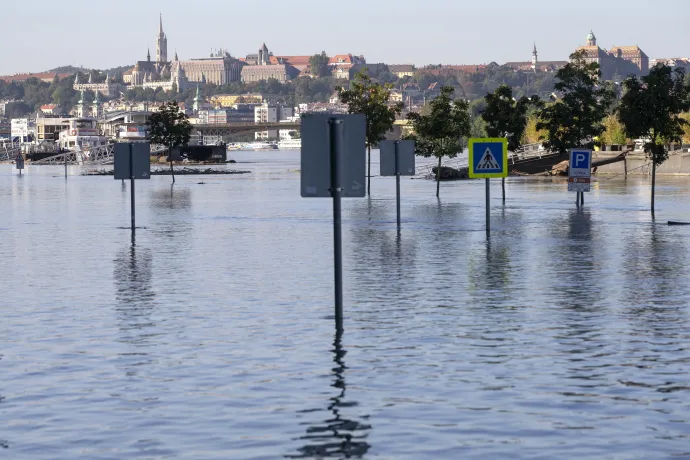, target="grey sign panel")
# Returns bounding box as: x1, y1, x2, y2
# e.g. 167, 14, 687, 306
114, 143, 151, 180
379, 140, 416, 176
301, 113, 366, 197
